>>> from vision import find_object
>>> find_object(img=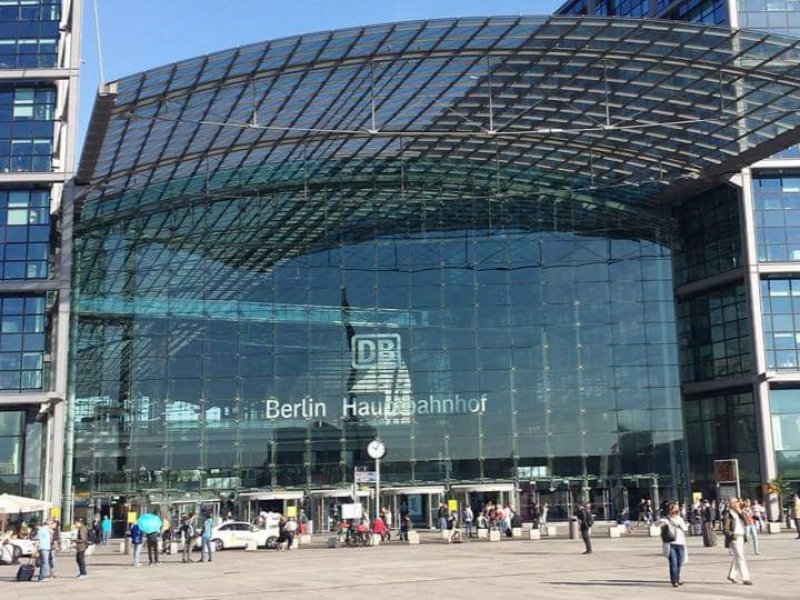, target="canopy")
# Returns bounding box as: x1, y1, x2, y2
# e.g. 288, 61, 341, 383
0, 493, 52, 514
